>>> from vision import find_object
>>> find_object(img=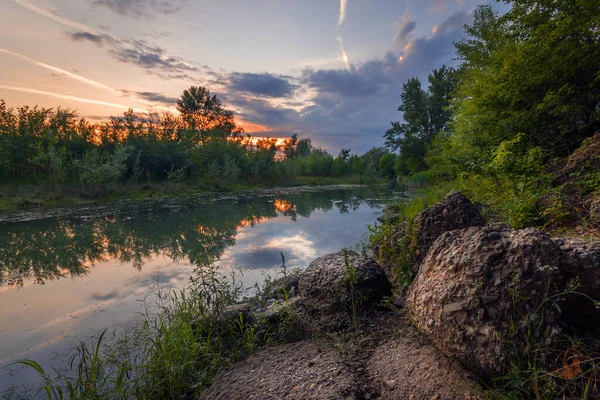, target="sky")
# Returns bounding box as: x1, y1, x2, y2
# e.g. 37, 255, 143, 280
0, 0, 509, 154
